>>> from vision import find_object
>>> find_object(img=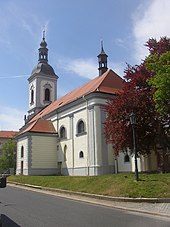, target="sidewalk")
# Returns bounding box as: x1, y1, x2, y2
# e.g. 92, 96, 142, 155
8, 182, 170, 218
